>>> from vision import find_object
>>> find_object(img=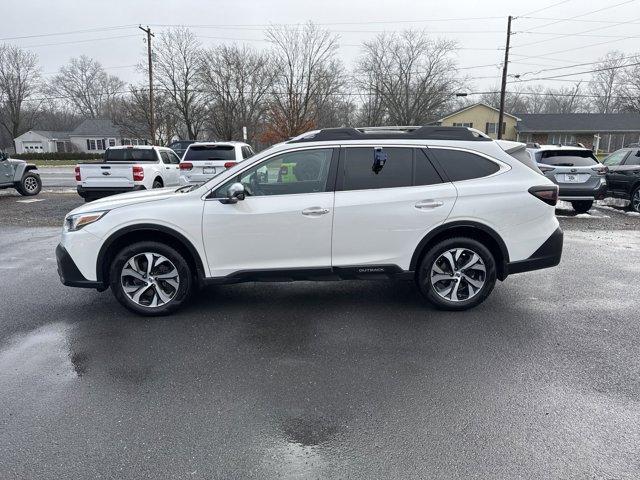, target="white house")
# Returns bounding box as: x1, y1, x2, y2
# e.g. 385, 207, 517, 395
14, 118, 149, 154
13, 130, 72, 154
